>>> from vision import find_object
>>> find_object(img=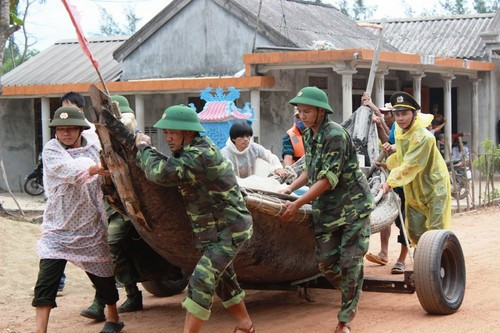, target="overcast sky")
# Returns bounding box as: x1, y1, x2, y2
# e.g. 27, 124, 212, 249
17, 0, 455, 52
